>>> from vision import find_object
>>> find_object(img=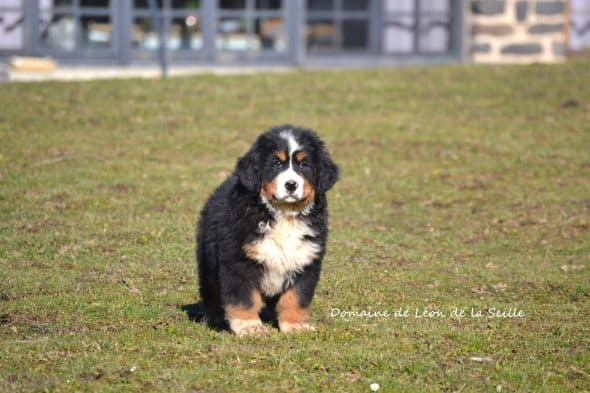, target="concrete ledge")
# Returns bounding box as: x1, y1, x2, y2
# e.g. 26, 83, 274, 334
5, 65, 294, 83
